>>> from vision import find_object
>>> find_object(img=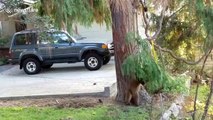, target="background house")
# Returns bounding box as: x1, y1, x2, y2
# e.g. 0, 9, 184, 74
0, 0, 37, 58
0, 0, 37, 38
